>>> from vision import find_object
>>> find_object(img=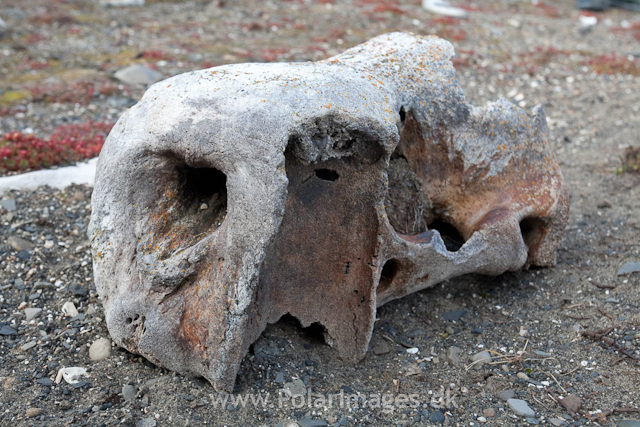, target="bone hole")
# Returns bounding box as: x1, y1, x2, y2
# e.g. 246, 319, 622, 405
520, 217, 545, 250
125, 314, 140, 325
302, 322, 327, 345
385, 150, 432, 235
277, 314, 327, 345
429, 219, 465, 252
385, 143, 467, 249
314, 168, 339, 181
378, 259, 399, 293
180, 165, 227, 215
399, 106, 406, 124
